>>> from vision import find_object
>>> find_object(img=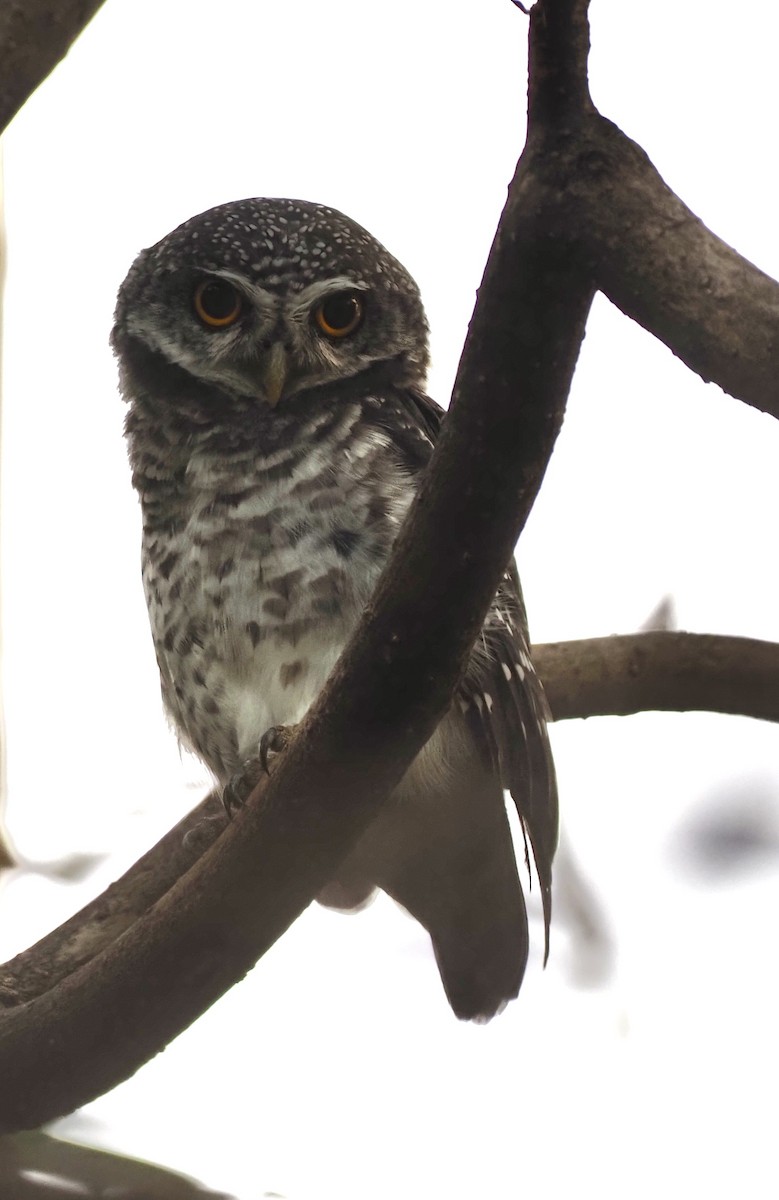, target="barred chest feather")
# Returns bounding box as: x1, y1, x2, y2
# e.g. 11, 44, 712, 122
136, 397, 416, 781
